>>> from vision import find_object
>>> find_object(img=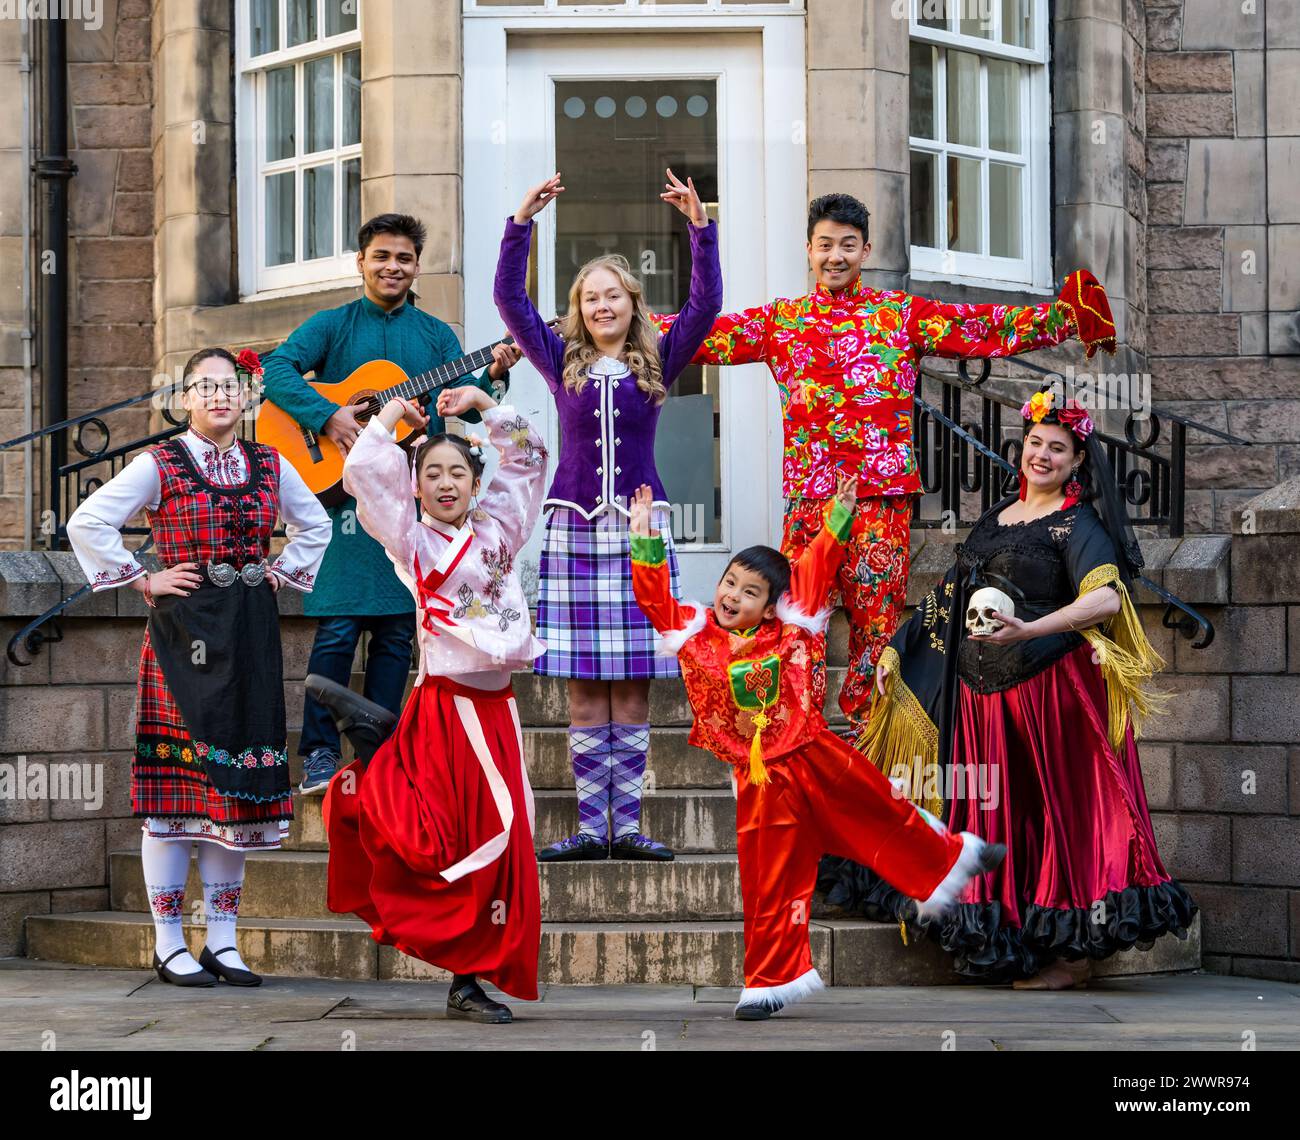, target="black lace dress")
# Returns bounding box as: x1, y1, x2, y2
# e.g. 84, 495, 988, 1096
818, 497, 1196, 978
